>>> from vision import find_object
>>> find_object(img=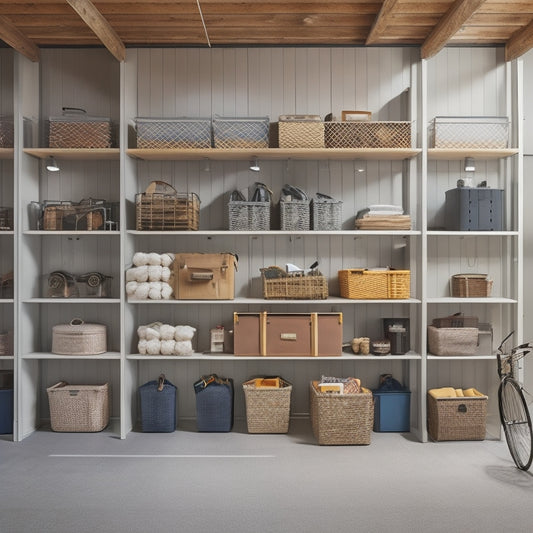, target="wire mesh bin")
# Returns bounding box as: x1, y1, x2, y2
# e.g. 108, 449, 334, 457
136, 181, 200, 231
194, 375, 234, 432
243, 378, 292, 433
213, 115, 270, 148
49, 108, 112, 148
228, 200, 270, 231
324, 121, 411, 148
139, 375, 177, 432
431, 116, 509, 149
46, 382, 110, 432
0, 117, 14, 148
280, 199, 310, 231
311, 197, 342, 230
135, 117, 212, 149
309, 381, 373, 445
